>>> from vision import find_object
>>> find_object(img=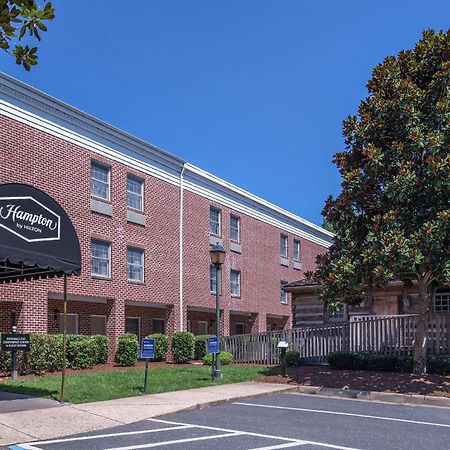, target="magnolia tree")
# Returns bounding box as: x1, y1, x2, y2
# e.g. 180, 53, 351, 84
317, 30, 450, 375
0, 1, 55, 70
